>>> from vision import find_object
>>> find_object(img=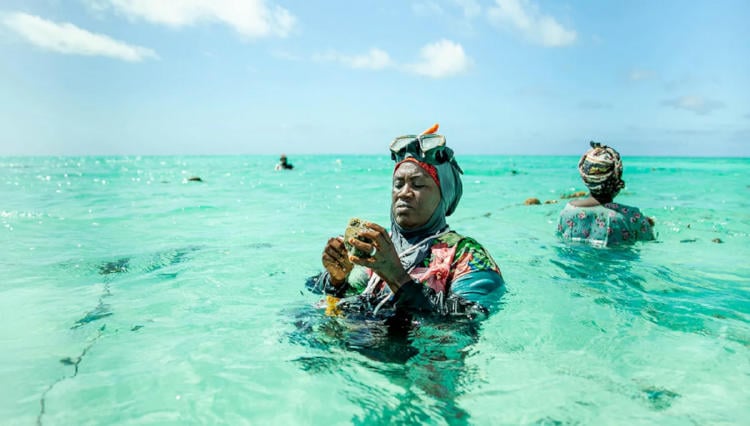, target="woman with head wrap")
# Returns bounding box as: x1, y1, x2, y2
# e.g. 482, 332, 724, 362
309, 125, 504, 322
557, 141, 655, 247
